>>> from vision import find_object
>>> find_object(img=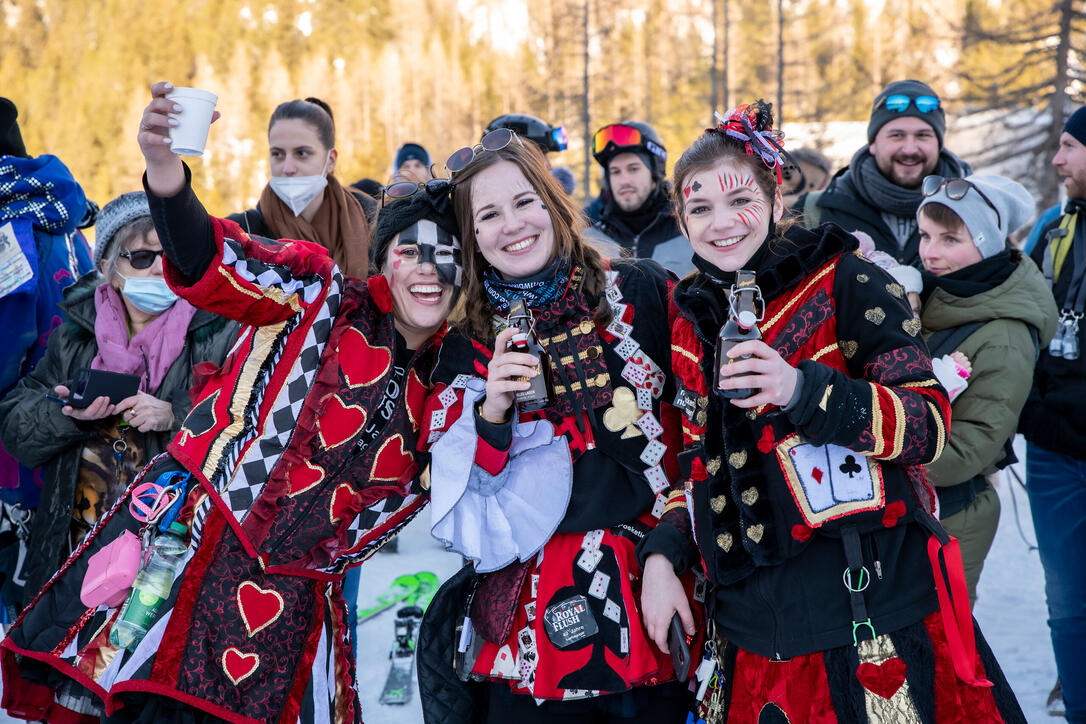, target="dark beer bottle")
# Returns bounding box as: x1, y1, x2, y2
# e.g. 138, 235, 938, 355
714, 270, 763, 399
506, 298, 556, 412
